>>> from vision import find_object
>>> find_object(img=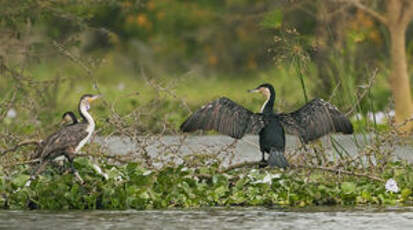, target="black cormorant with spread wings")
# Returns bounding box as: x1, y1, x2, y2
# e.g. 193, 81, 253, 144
180, 83, 353, 168
29, 94, 100, 184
